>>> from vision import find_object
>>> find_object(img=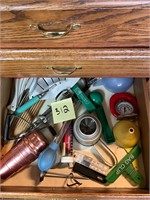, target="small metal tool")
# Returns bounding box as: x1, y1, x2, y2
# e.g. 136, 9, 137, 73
39, 171, 88, 183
